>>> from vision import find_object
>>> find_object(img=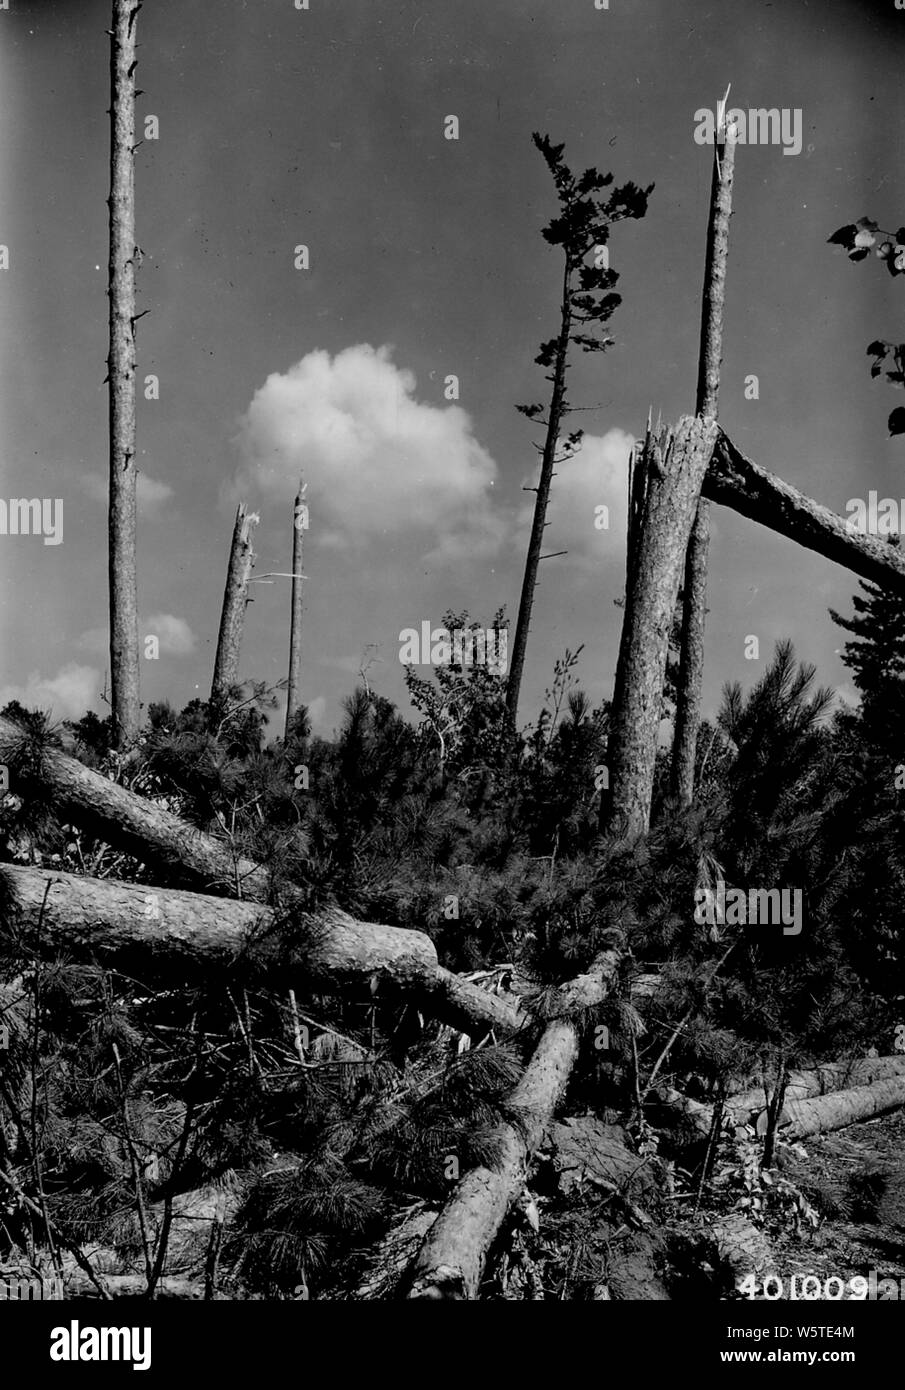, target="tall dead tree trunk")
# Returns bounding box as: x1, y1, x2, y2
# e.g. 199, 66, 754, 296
211, 504, 259, 705
407, 950, 622, 1299
285, 479, 306, 739
601, 415, 720, 839
672, 114, 737, 803
108, 0, 142, 748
